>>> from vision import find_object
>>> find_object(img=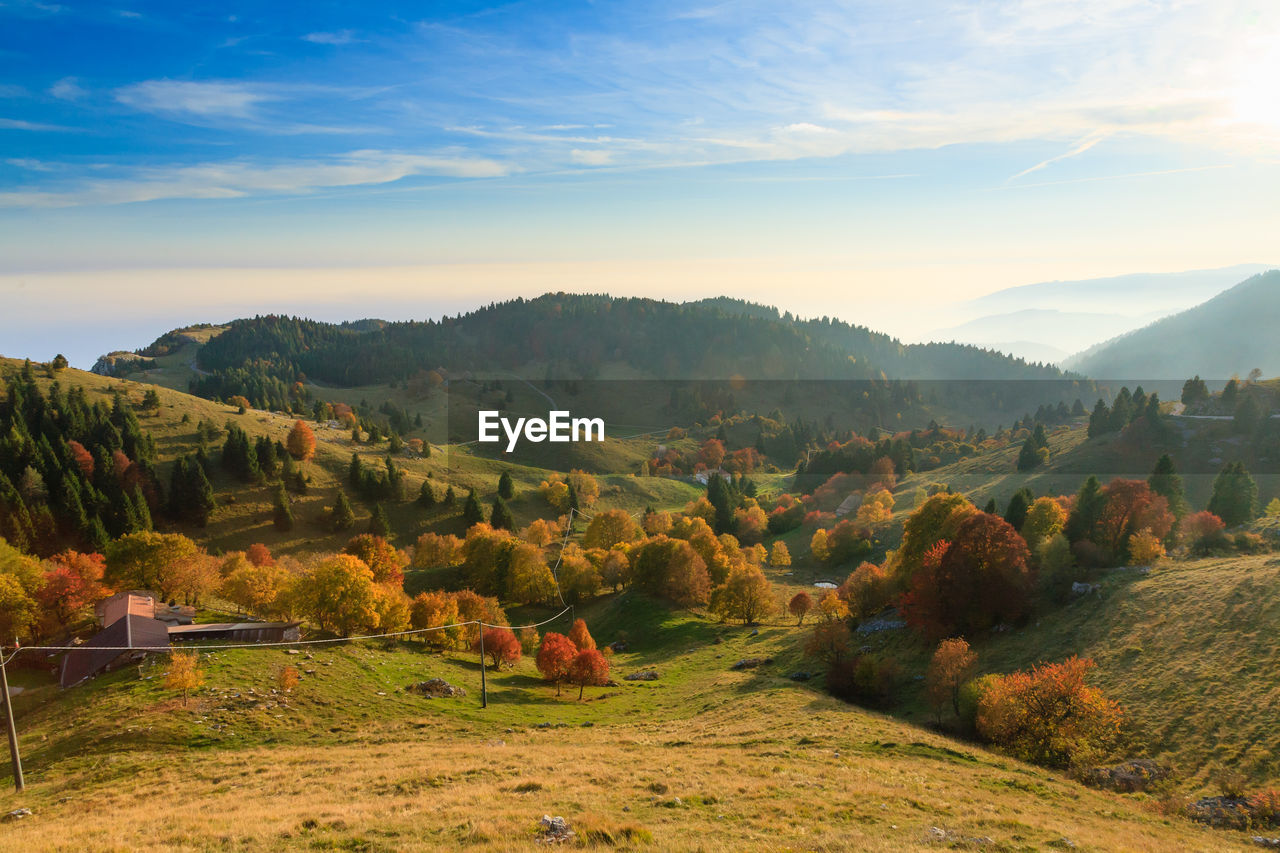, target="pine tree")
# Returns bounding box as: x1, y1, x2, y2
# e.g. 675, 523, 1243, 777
463, 489, 485, 526
1087, 400, 1111, 438
348, 452, 362, 488
1066, 475, 1105, 544
498, 471, 514, 500
1004, 487, 1033, 530
367, 503, 391, 538
272, 484, 294, 531
443, 485, 457, 507
331, 490, 355, 530
491, 495, 515, 530
1148, 454, 1186, 517
417, 480, 436, 508
1208, 461, 1258, 527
